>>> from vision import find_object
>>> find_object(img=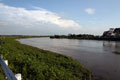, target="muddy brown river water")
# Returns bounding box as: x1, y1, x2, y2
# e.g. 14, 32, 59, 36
18, 38, 120, 80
